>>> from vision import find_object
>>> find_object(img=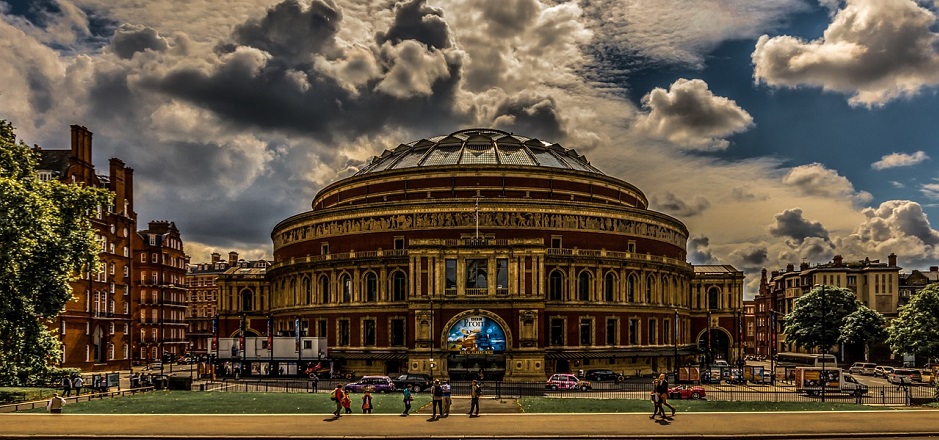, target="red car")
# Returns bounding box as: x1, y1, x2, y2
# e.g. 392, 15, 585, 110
668, 385, 706, 400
